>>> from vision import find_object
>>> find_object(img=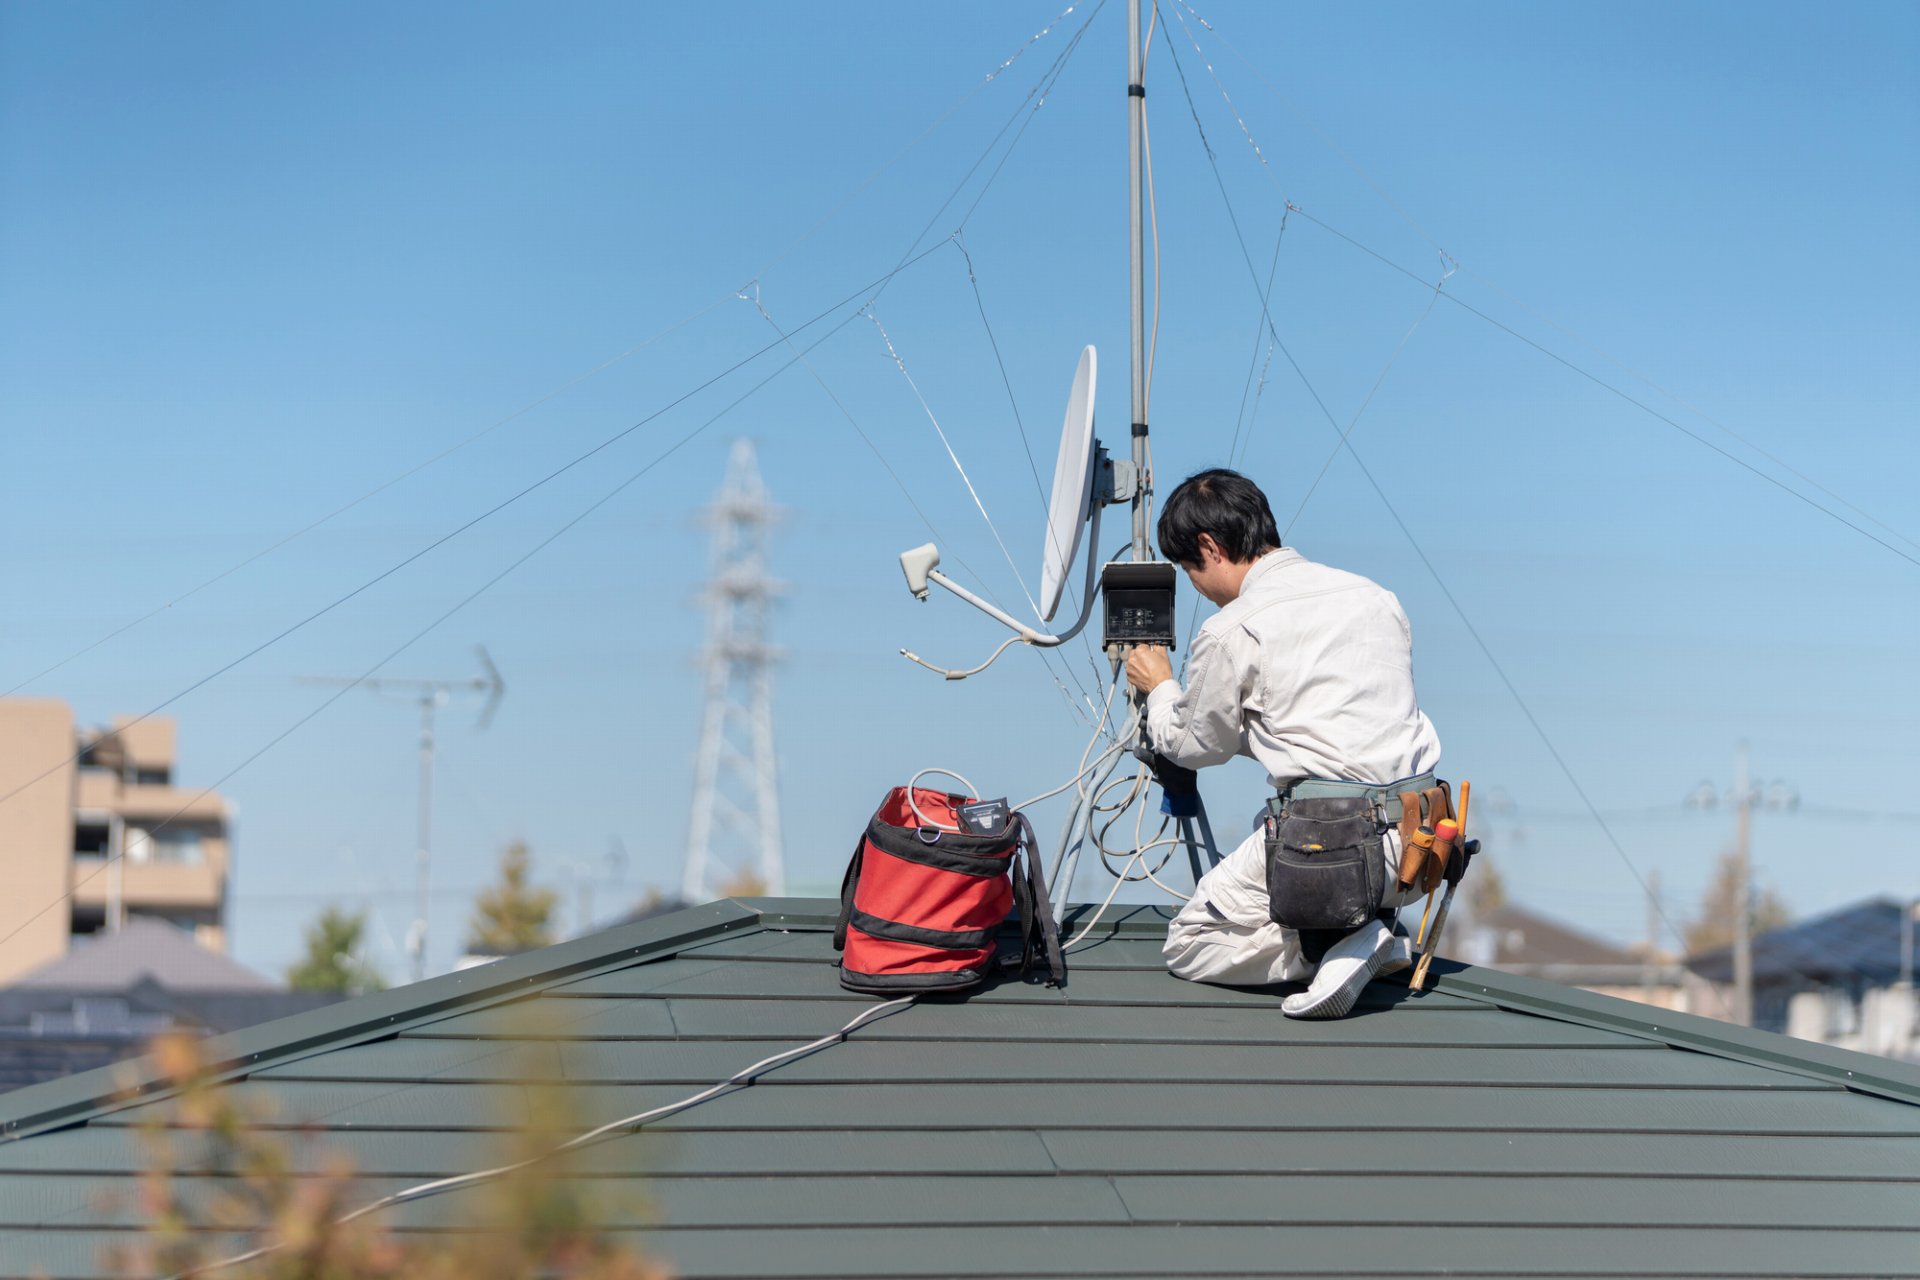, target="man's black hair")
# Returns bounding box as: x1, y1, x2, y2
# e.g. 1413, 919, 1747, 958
1156, 468, 1281, 566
